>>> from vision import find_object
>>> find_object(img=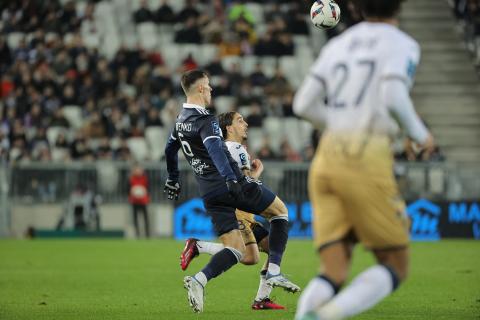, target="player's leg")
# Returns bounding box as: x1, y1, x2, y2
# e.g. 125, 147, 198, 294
236, 181, 299, 292
311, 248, 407, 320
294, 174, 351, 319
258, 197, 293, 283
132, 204, 140, 238
141, 205, 150, 238
184, 199, 244, 313
181, 211, 260, 270
236, 211, 260, 265
251, 231, 286, 310
310, 178, 409, 320
180, 238, 224, 271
